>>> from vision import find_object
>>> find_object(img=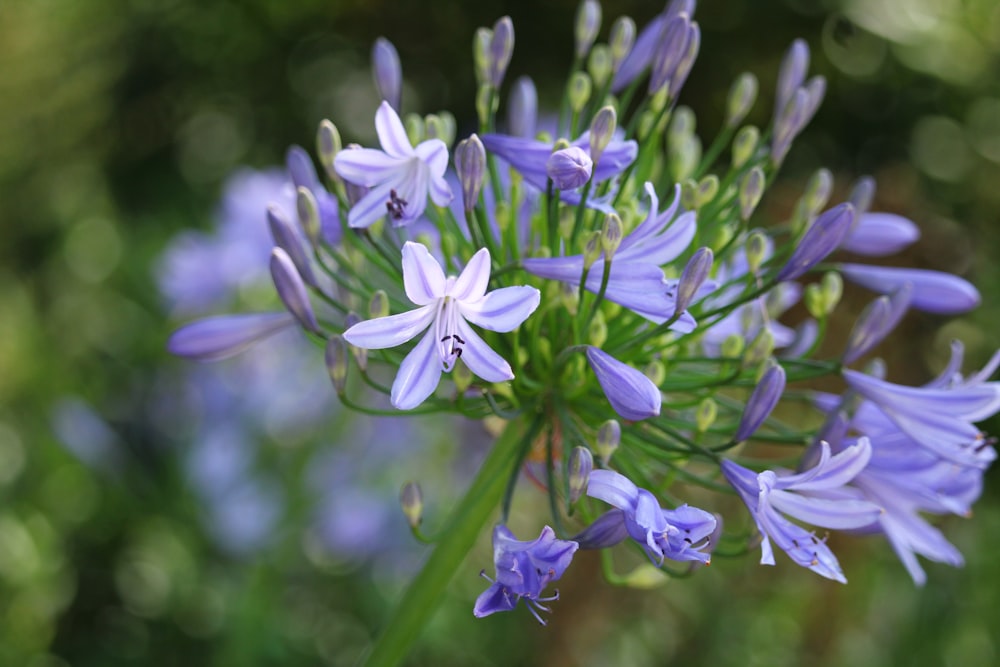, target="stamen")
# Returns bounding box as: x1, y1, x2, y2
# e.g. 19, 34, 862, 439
385, 188, 409, 220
